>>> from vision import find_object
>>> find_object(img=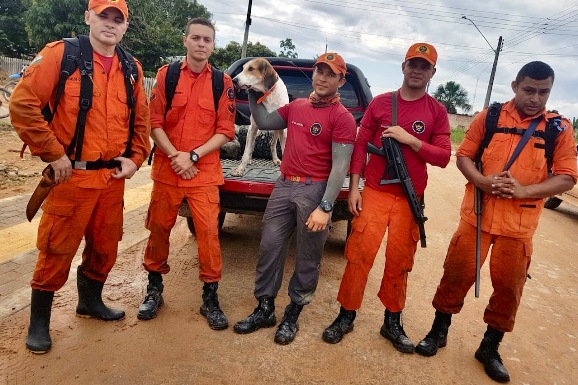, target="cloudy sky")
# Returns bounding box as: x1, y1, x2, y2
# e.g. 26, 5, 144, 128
206, 0, 578, 120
